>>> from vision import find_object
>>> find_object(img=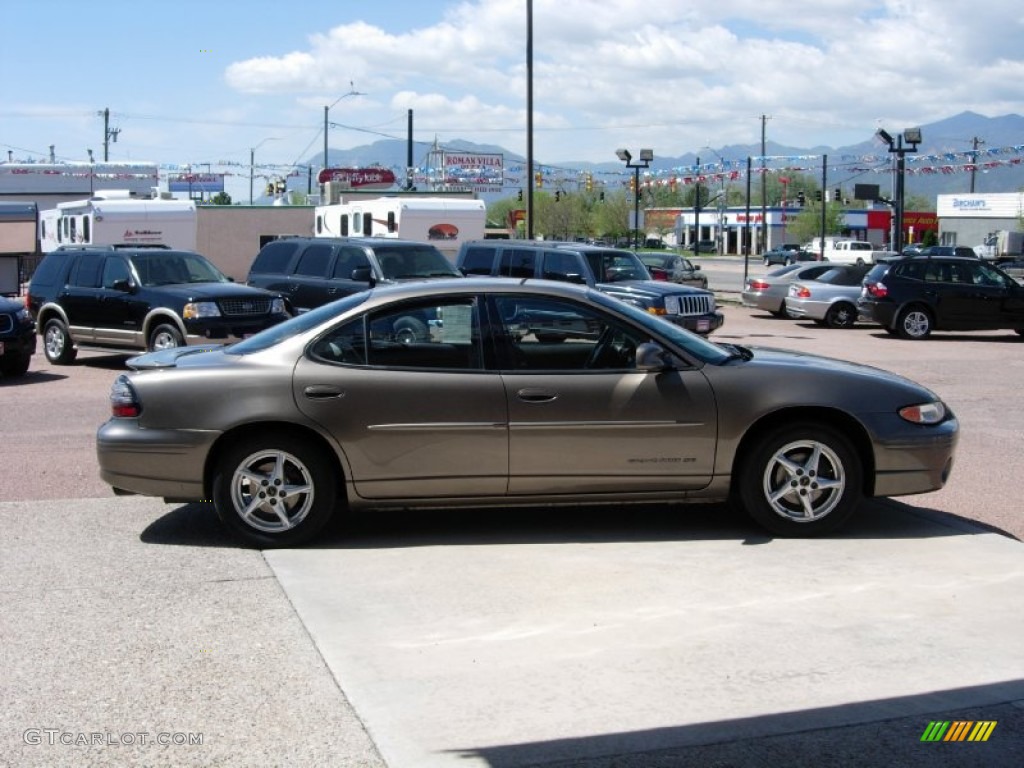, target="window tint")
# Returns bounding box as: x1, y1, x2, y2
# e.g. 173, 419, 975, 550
540, 250, 585, 282
492, 295, 647, 371
499, 248, 538, 278
461, 246, 497, 275
294, 245, 334, 277
30, 251, 71, 286
70, 252, 103, 288
251, 241, 299, 274
331, 247, 370, 279
101, 257, 132, 288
